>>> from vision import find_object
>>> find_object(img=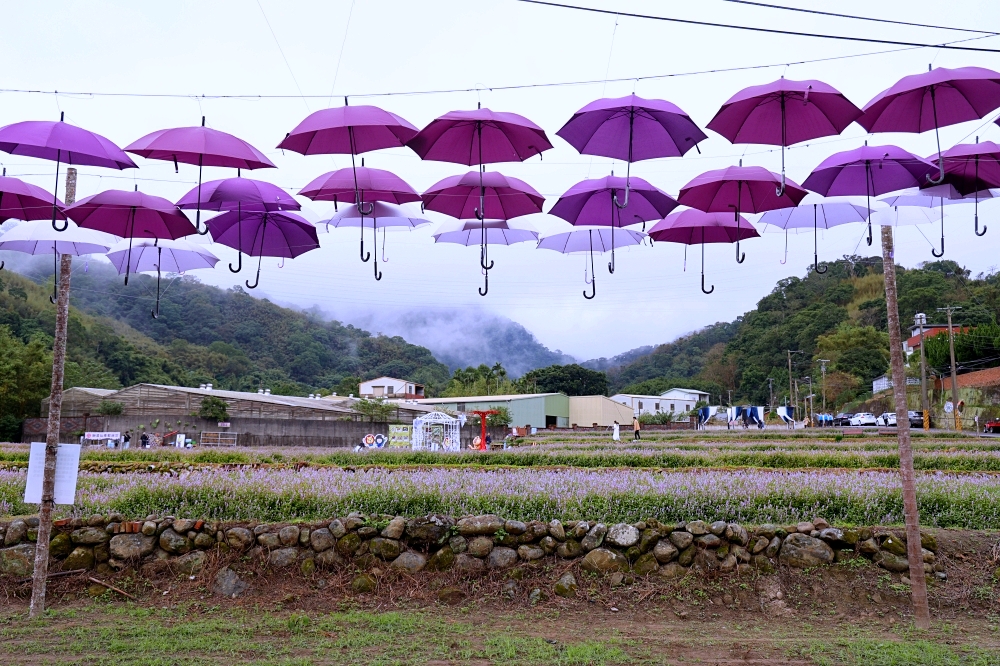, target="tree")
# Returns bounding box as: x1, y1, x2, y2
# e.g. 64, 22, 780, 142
354, 397, 395, 423
95, 400, 124, 416
814, 325, 890, 383
198, 396, 230, 422
468, 406, 512, 427
519, 364, 608, 396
